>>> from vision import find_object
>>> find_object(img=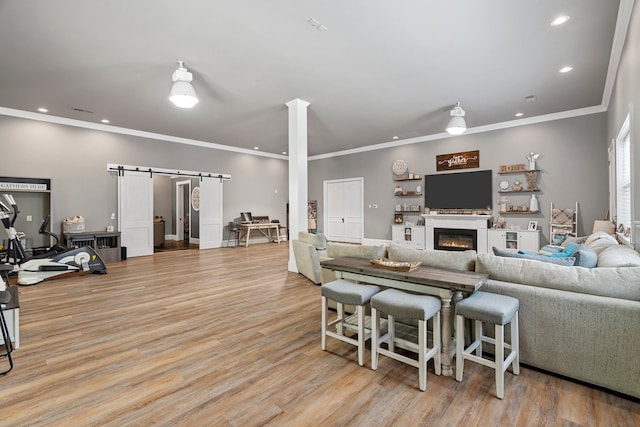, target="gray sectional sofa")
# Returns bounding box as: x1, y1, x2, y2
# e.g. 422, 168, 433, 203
312, 231, 640, 399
